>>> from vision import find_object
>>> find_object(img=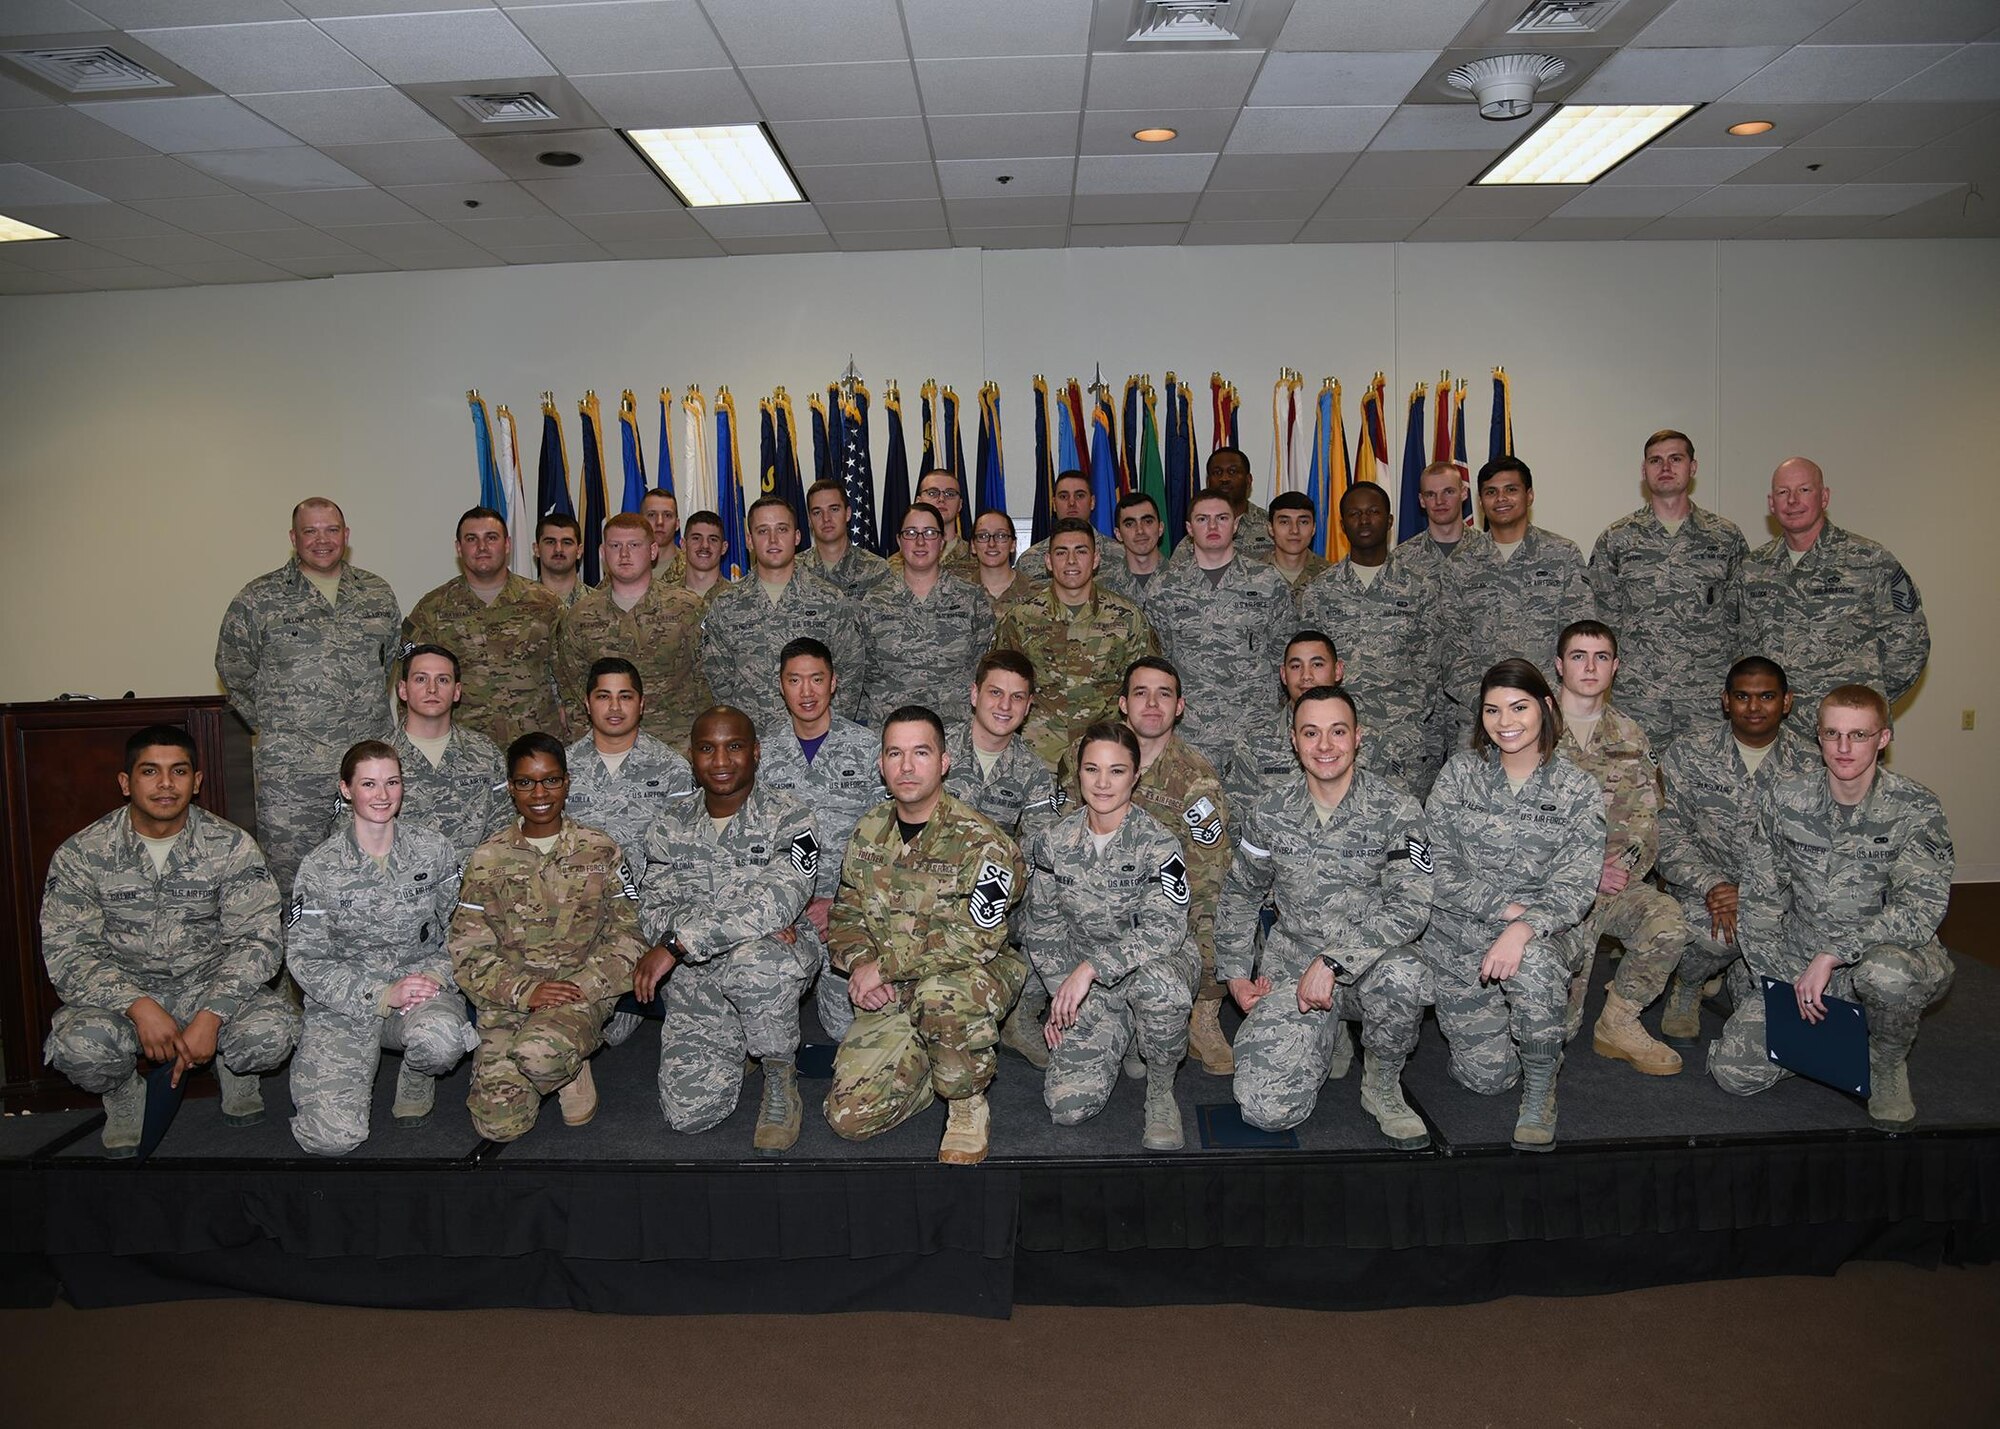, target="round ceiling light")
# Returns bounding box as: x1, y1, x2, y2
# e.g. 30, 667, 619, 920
535, 150, 583, 167
1727, 120, 1776, 136
1133, 127, 1178, 143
